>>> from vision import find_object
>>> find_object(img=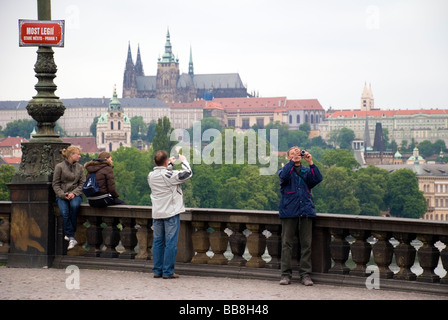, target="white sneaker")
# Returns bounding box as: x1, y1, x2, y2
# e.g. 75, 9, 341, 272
64, 236, 69, 241
67, 239, 78, 250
